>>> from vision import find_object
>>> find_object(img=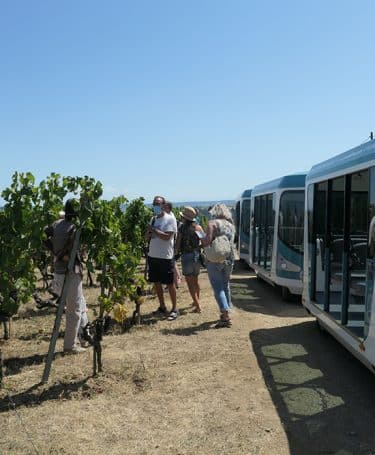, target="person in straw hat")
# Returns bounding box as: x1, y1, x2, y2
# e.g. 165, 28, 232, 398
175, 207, 205, 313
